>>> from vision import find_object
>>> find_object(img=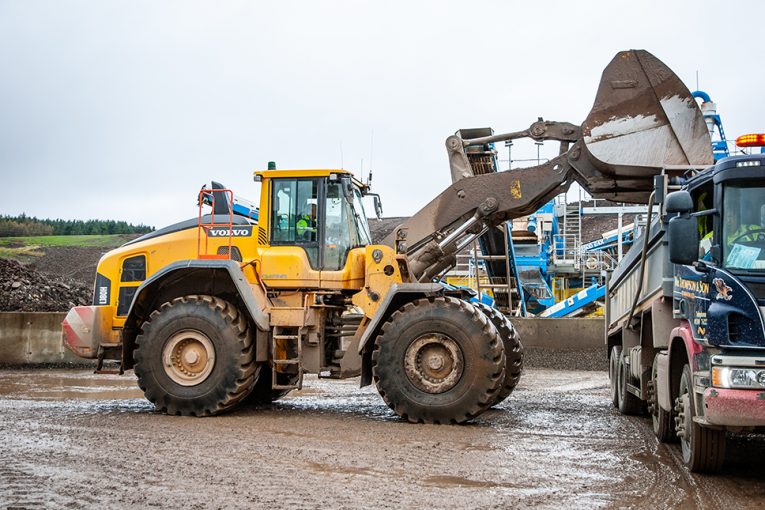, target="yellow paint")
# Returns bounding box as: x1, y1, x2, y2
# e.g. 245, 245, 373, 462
352, 245, 403, 319
511, 179, 522, 200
